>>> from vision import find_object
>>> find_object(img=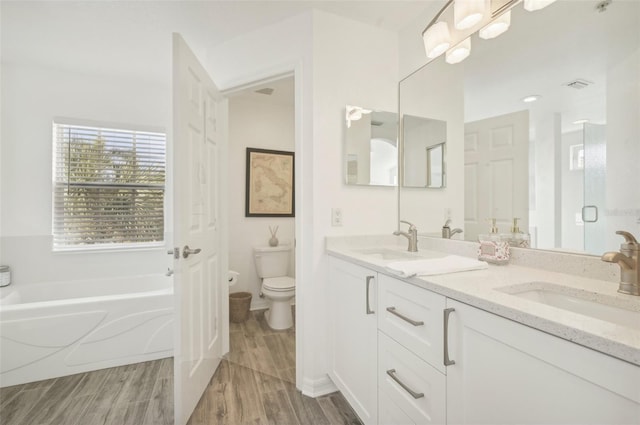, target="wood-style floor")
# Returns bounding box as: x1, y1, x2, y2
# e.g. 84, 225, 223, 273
0, 309, 362, 425
0, 357, 173, 425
